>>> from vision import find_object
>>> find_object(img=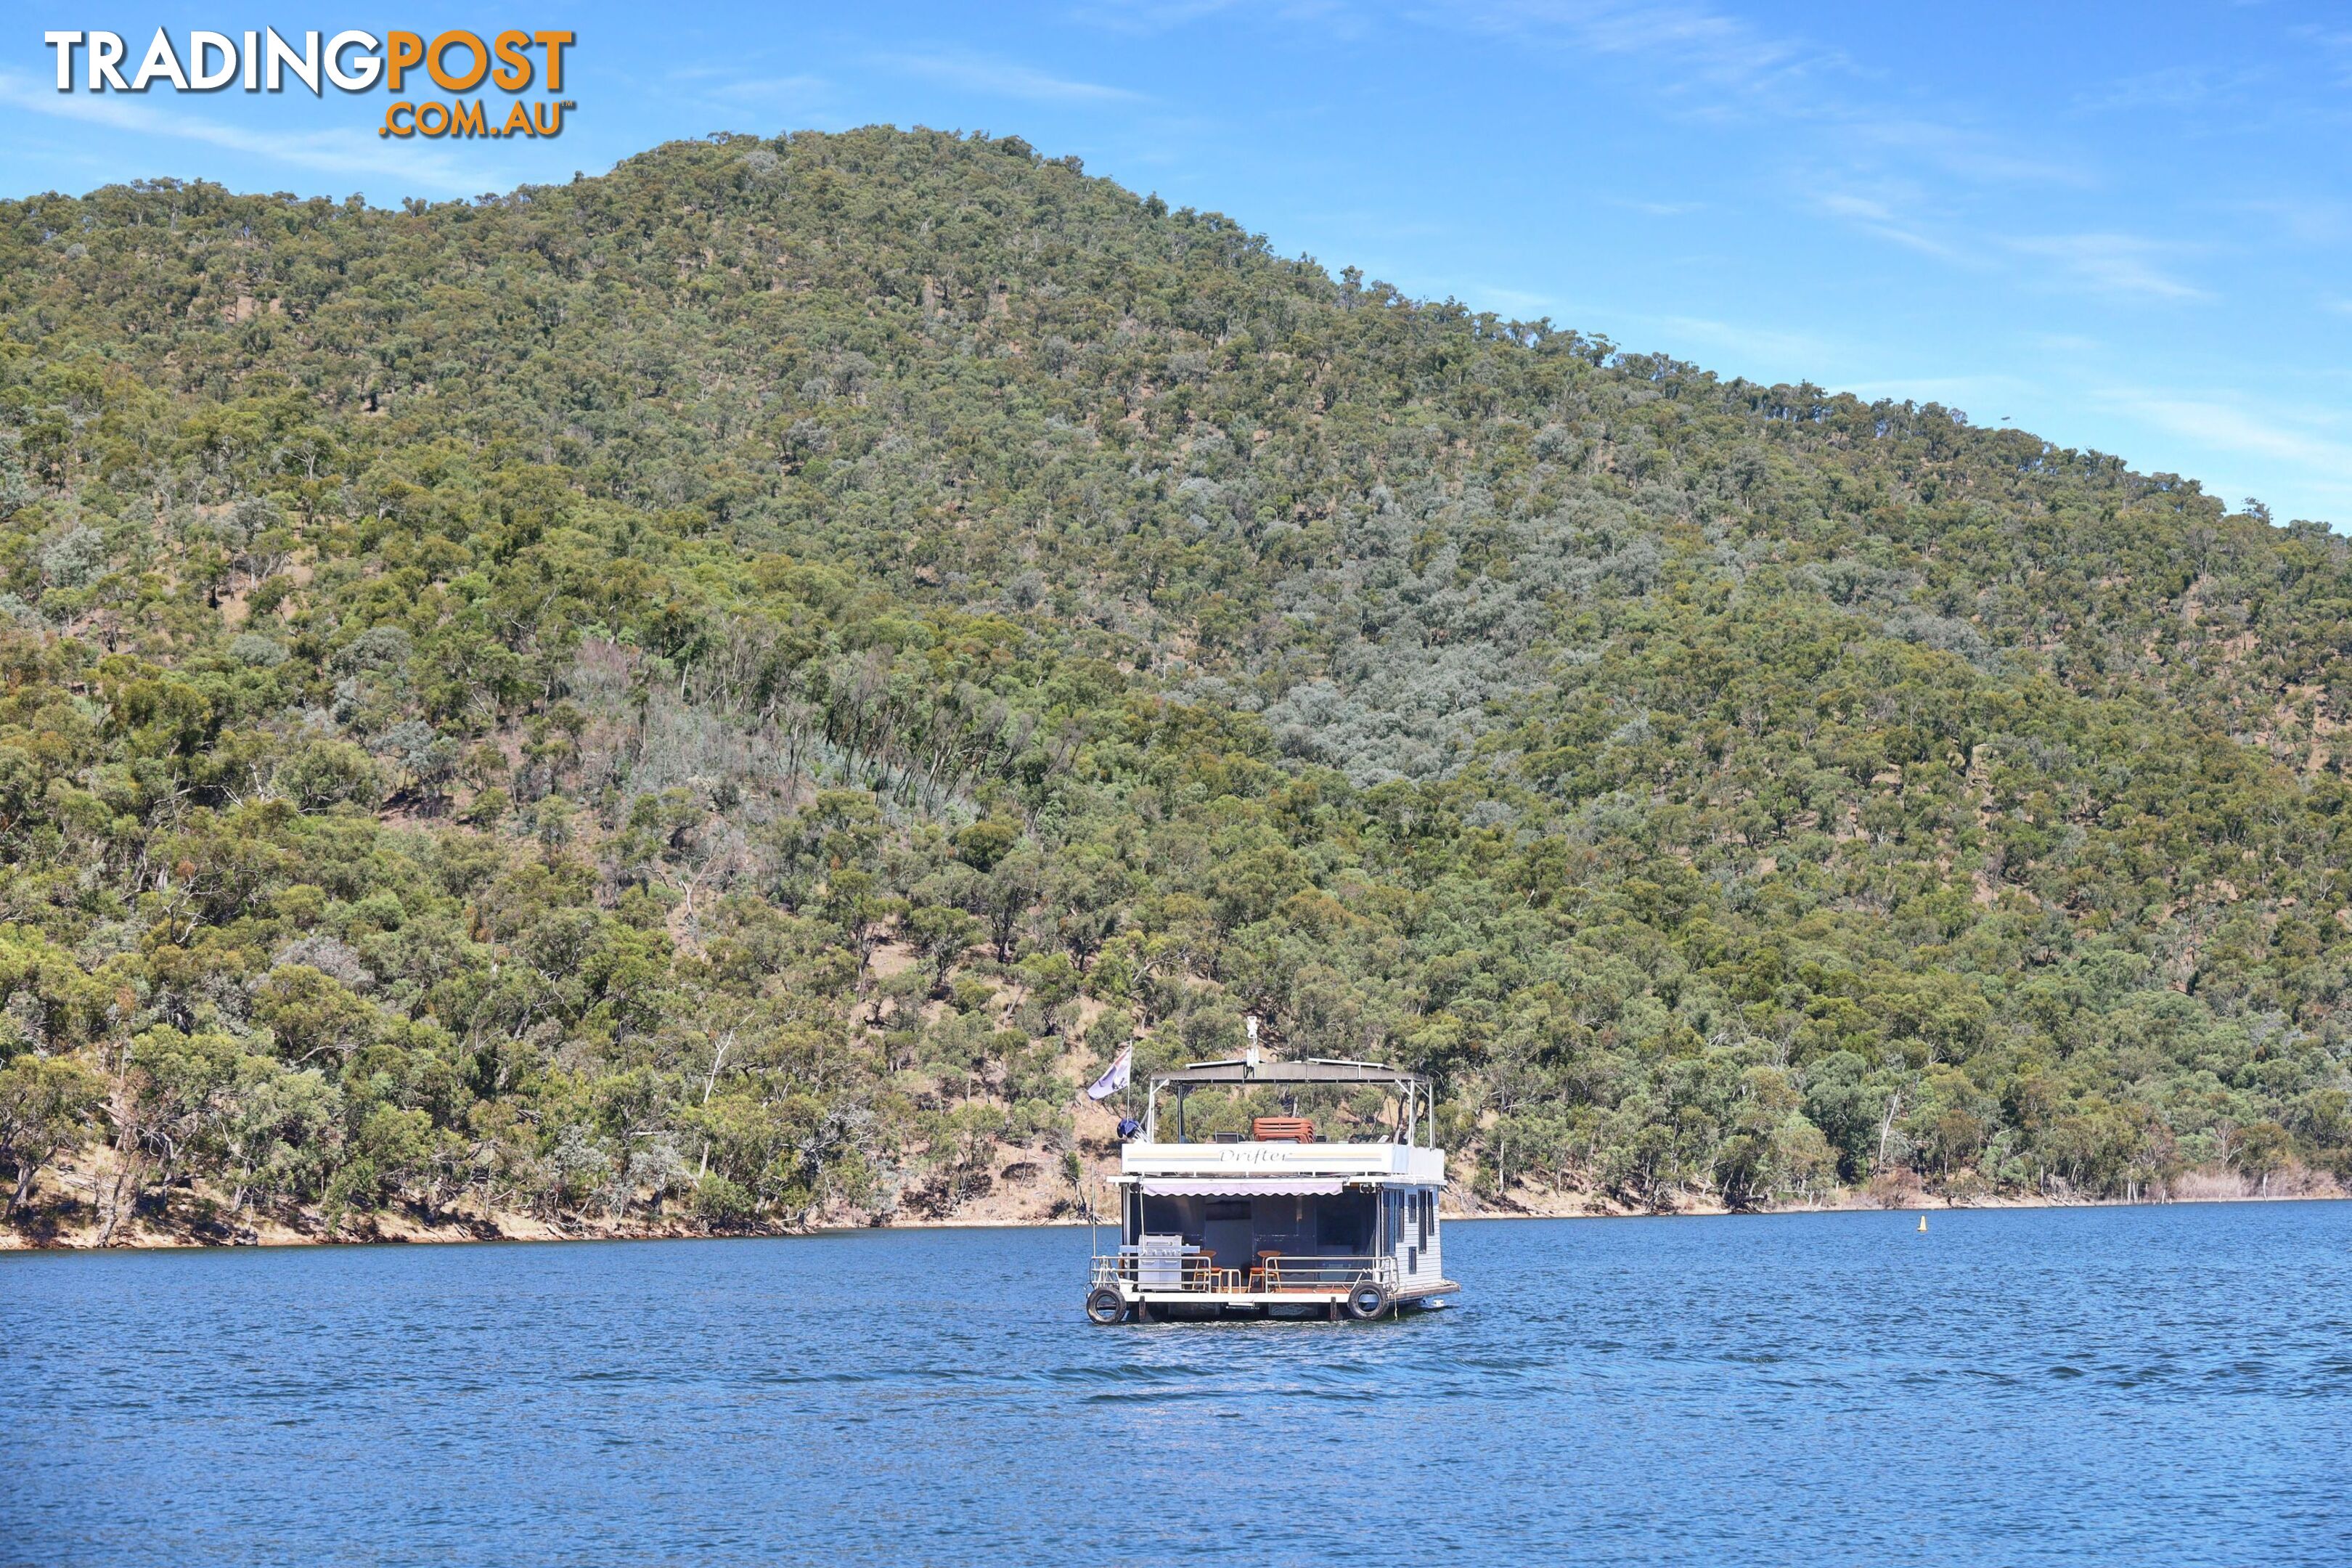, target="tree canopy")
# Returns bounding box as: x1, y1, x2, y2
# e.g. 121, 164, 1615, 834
1, 126, 2348, 1239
